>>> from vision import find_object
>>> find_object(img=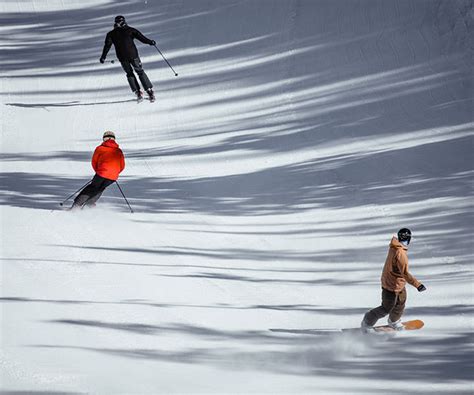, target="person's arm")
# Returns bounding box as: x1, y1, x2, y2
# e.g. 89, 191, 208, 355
100, 32, 113, 62
119, 150, 125, 173
397, 251, 421, 288
132, 28, 155, 45
91, 148, 100, 172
